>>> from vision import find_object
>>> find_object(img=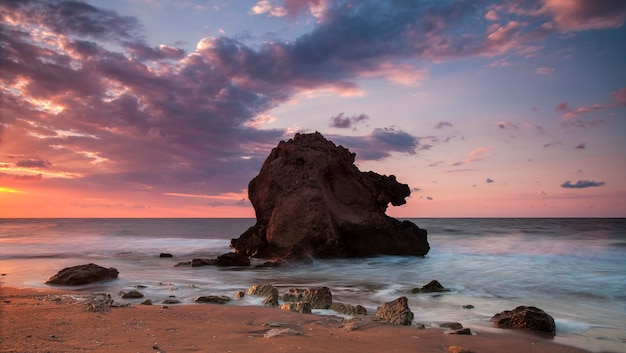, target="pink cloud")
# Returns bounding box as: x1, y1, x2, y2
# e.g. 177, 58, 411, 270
542, 0, 626, 31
